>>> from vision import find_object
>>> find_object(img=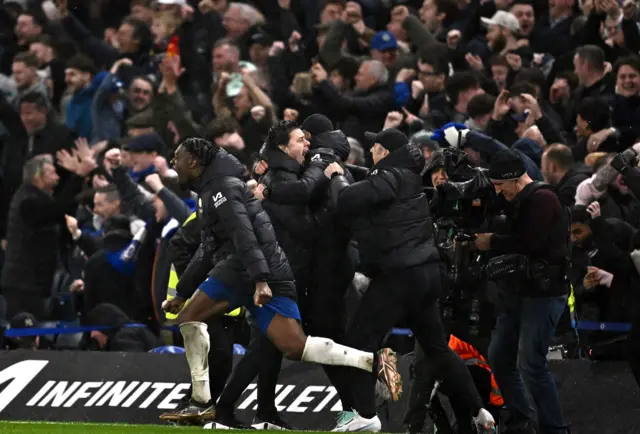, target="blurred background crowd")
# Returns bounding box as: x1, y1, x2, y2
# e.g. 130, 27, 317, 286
0, 0, 639, 363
